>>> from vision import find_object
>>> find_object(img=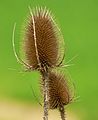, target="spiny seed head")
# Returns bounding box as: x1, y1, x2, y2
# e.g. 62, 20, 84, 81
22, 7, 64, 70
48, 71, 74, 109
